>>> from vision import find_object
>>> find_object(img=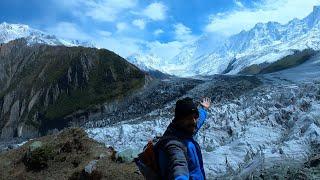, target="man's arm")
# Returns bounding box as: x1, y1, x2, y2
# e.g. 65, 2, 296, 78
195, 107, 207, 133
165, 141, 189, 180
195, 97, 211, 134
